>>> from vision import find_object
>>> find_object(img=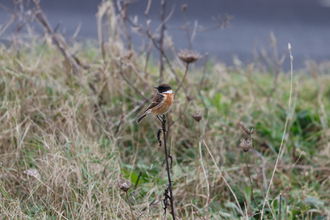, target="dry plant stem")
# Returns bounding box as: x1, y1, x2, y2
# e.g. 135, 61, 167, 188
182, 7, 192, 50
279, 193, 282, 220
126, 192, 135, 220
285, 197, 288, 220
159, 0, 167, 81
202, 140, 246, 219
174, 62, 189, 98
198, 53, 208, 91
197, 53, 209, 117
169, 99, 191, 127
118, 61, 149, 101
260, 44, 294, 219
122, 0, 132, 50
199, 141, 210, 220
251, 150, 275, 217
244, 154, 261, 215
161, 116, 176, 220
31, 0, 81, 75
268, 33, 286, 99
